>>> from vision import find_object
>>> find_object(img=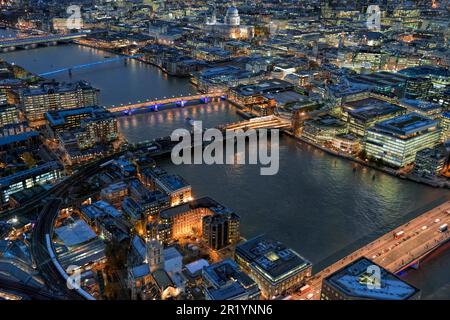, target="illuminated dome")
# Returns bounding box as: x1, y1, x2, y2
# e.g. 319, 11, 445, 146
225, 6, 240, 26
227, 6, 239, 16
